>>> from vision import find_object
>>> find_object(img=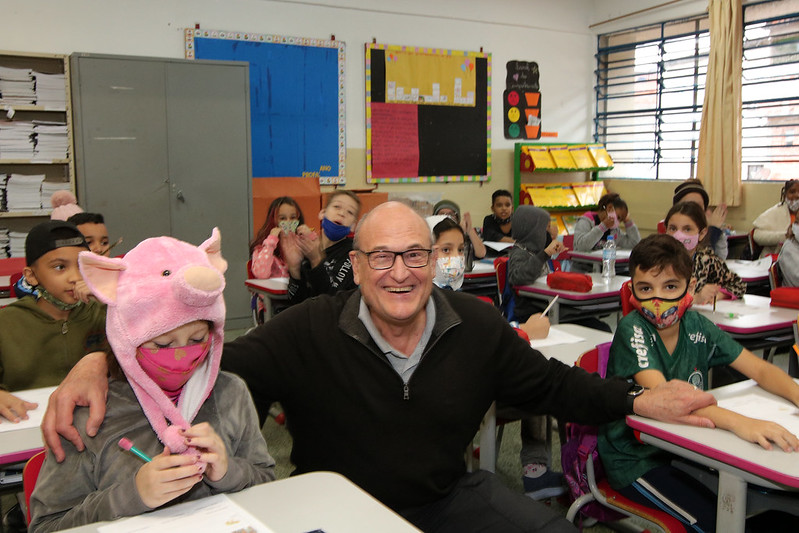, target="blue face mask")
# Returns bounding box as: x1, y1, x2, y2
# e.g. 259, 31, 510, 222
321, 217, 351, 241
